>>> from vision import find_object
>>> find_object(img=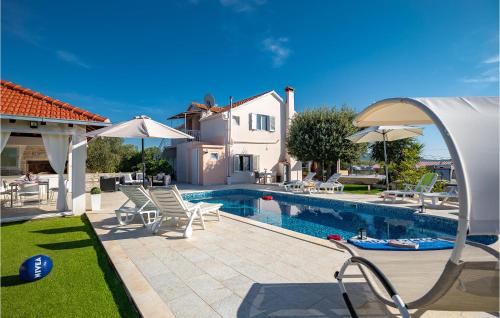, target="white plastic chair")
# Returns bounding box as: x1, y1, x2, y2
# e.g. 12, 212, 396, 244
0, 180, 13, 204
18, 183, 40, 206
122, 173, 141, 185
49, 179, 68, 202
